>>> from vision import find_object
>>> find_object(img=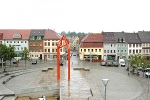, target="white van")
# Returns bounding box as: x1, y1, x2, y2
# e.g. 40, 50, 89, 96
119, 59, 126, 67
